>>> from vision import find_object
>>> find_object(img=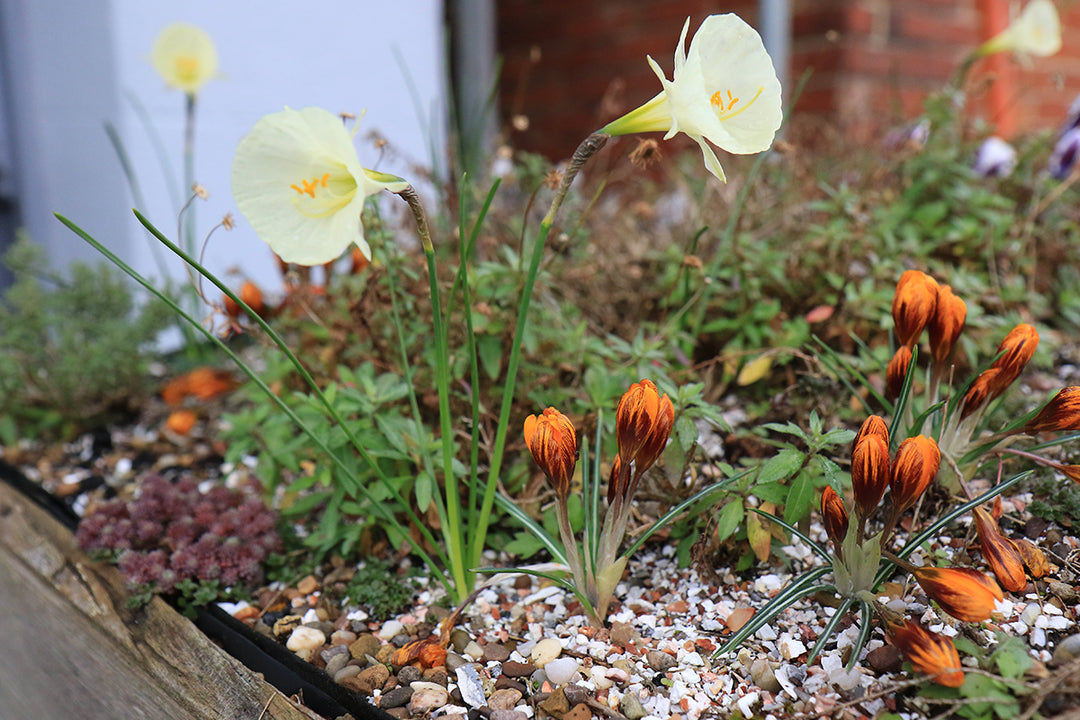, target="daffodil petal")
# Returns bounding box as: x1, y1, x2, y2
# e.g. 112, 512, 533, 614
692, 135, 727, 183
232, 106, 394, 266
